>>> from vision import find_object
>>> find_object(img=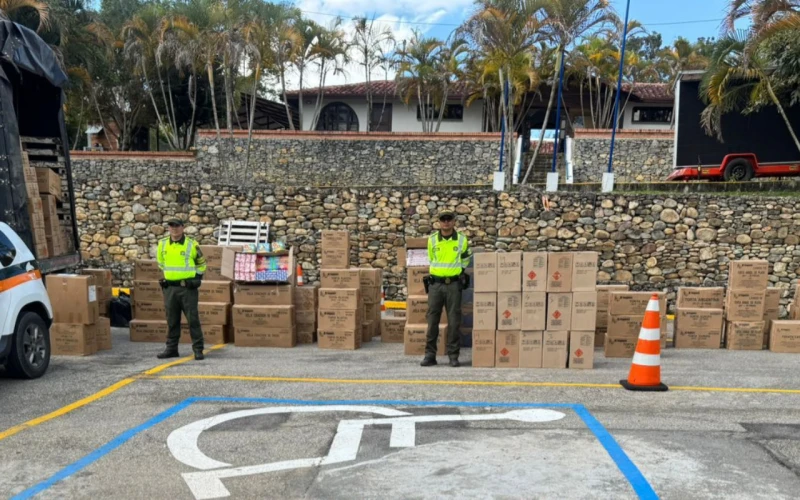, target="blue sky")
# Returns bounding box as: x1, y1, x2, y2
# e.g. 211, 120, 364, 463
289, 0, 742, 89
